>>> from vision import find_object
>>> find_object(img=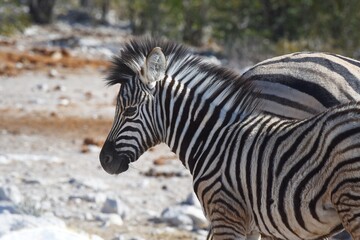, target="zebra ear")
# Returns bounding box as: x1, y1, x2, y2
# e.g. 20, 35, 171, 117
140, 47, 166, 88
